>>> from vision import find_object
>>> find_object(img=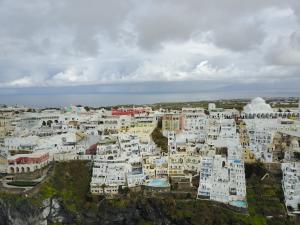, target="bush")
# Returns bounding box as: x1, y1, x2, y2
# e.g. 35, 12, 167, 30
151, 127, 168, 152
245, 162, 267, 179
35, 160, 92, 213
